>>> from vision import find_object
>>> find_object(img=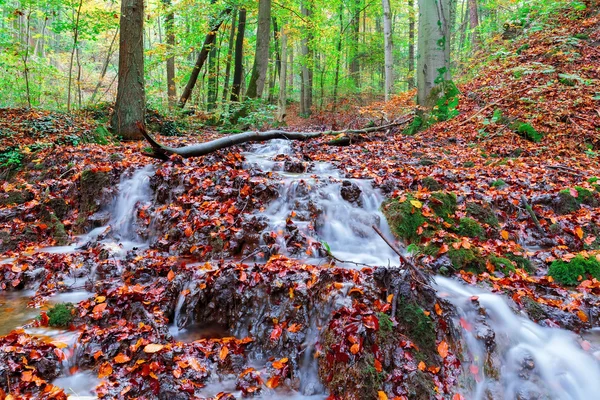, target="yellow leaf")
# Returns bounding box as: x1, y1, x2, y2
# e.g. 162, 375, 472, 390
575, 226, 584, 240
410, 199, 423, 209
95, 296, 106, 303
437, 340, 449, 359
501, 230, 509, 240
378, 391, 388, 400
418, 361, 426, 371
219, 346, 229, 360
143, 343, 164, 353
